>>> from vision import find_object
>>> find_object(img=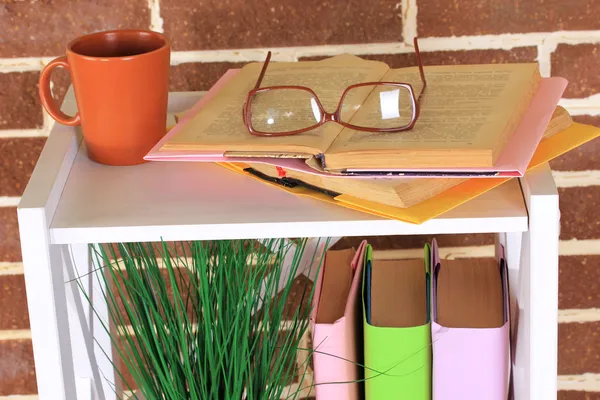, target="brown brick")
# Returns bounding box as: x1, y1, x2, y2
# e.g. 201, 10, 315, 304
550, 116, 600, 171
559, 392, 600, 400
0, 138, 46, 197
0, 72, 43, 130
334, 234, 495, 251
0, 0, 150, 58
161, 0, 402, 51
0, 207, 21, 262
559, 255, 600, 310
418, 0, 600, 37
559, 321, 600, 374
170, 62, 246, 92
559, 187, 600, 241
552, 44, 600, 99
0, 274, 29, 330
0, 339, 36, 395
